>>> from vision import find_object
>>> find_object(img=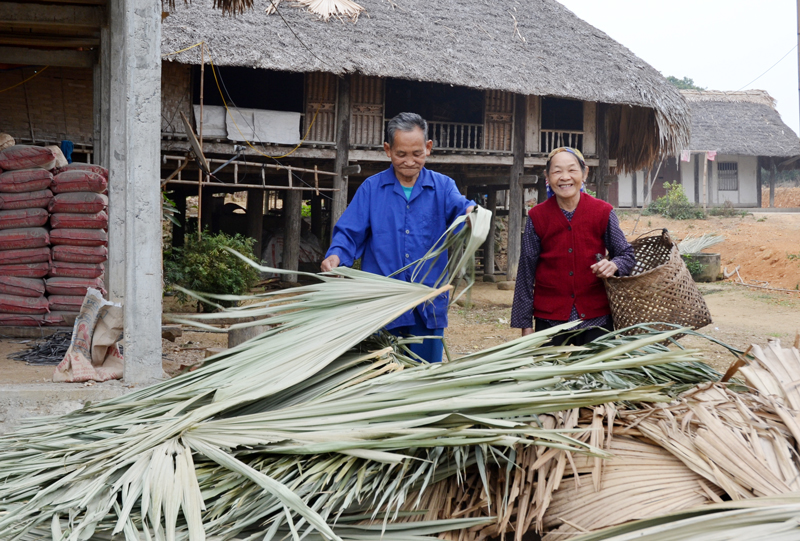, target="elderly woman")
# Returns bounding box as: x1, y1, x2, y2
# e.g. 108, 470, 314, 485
510, 147, 635, 345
